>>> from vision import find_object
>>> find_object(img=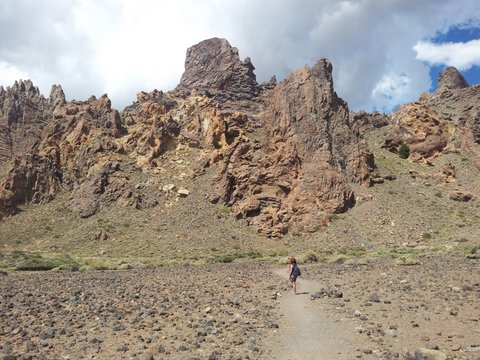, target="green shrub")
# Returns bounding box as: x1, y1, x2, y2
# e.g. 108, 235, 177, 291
246, 250, 262, 259
396, 256, 421, 266
325, 254, 349, 264
53, 263, 80, 272
16, 258, 63, 271
277, 257, 291, 265
15, 253, 79, 271
273, 249, 289, 257
299, 250, 318, 263
421, 232, 432, 240
10, 250, 33, 260
213, 254, 236, 263
398, 143, 410, 159
338, 247, 366, 257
